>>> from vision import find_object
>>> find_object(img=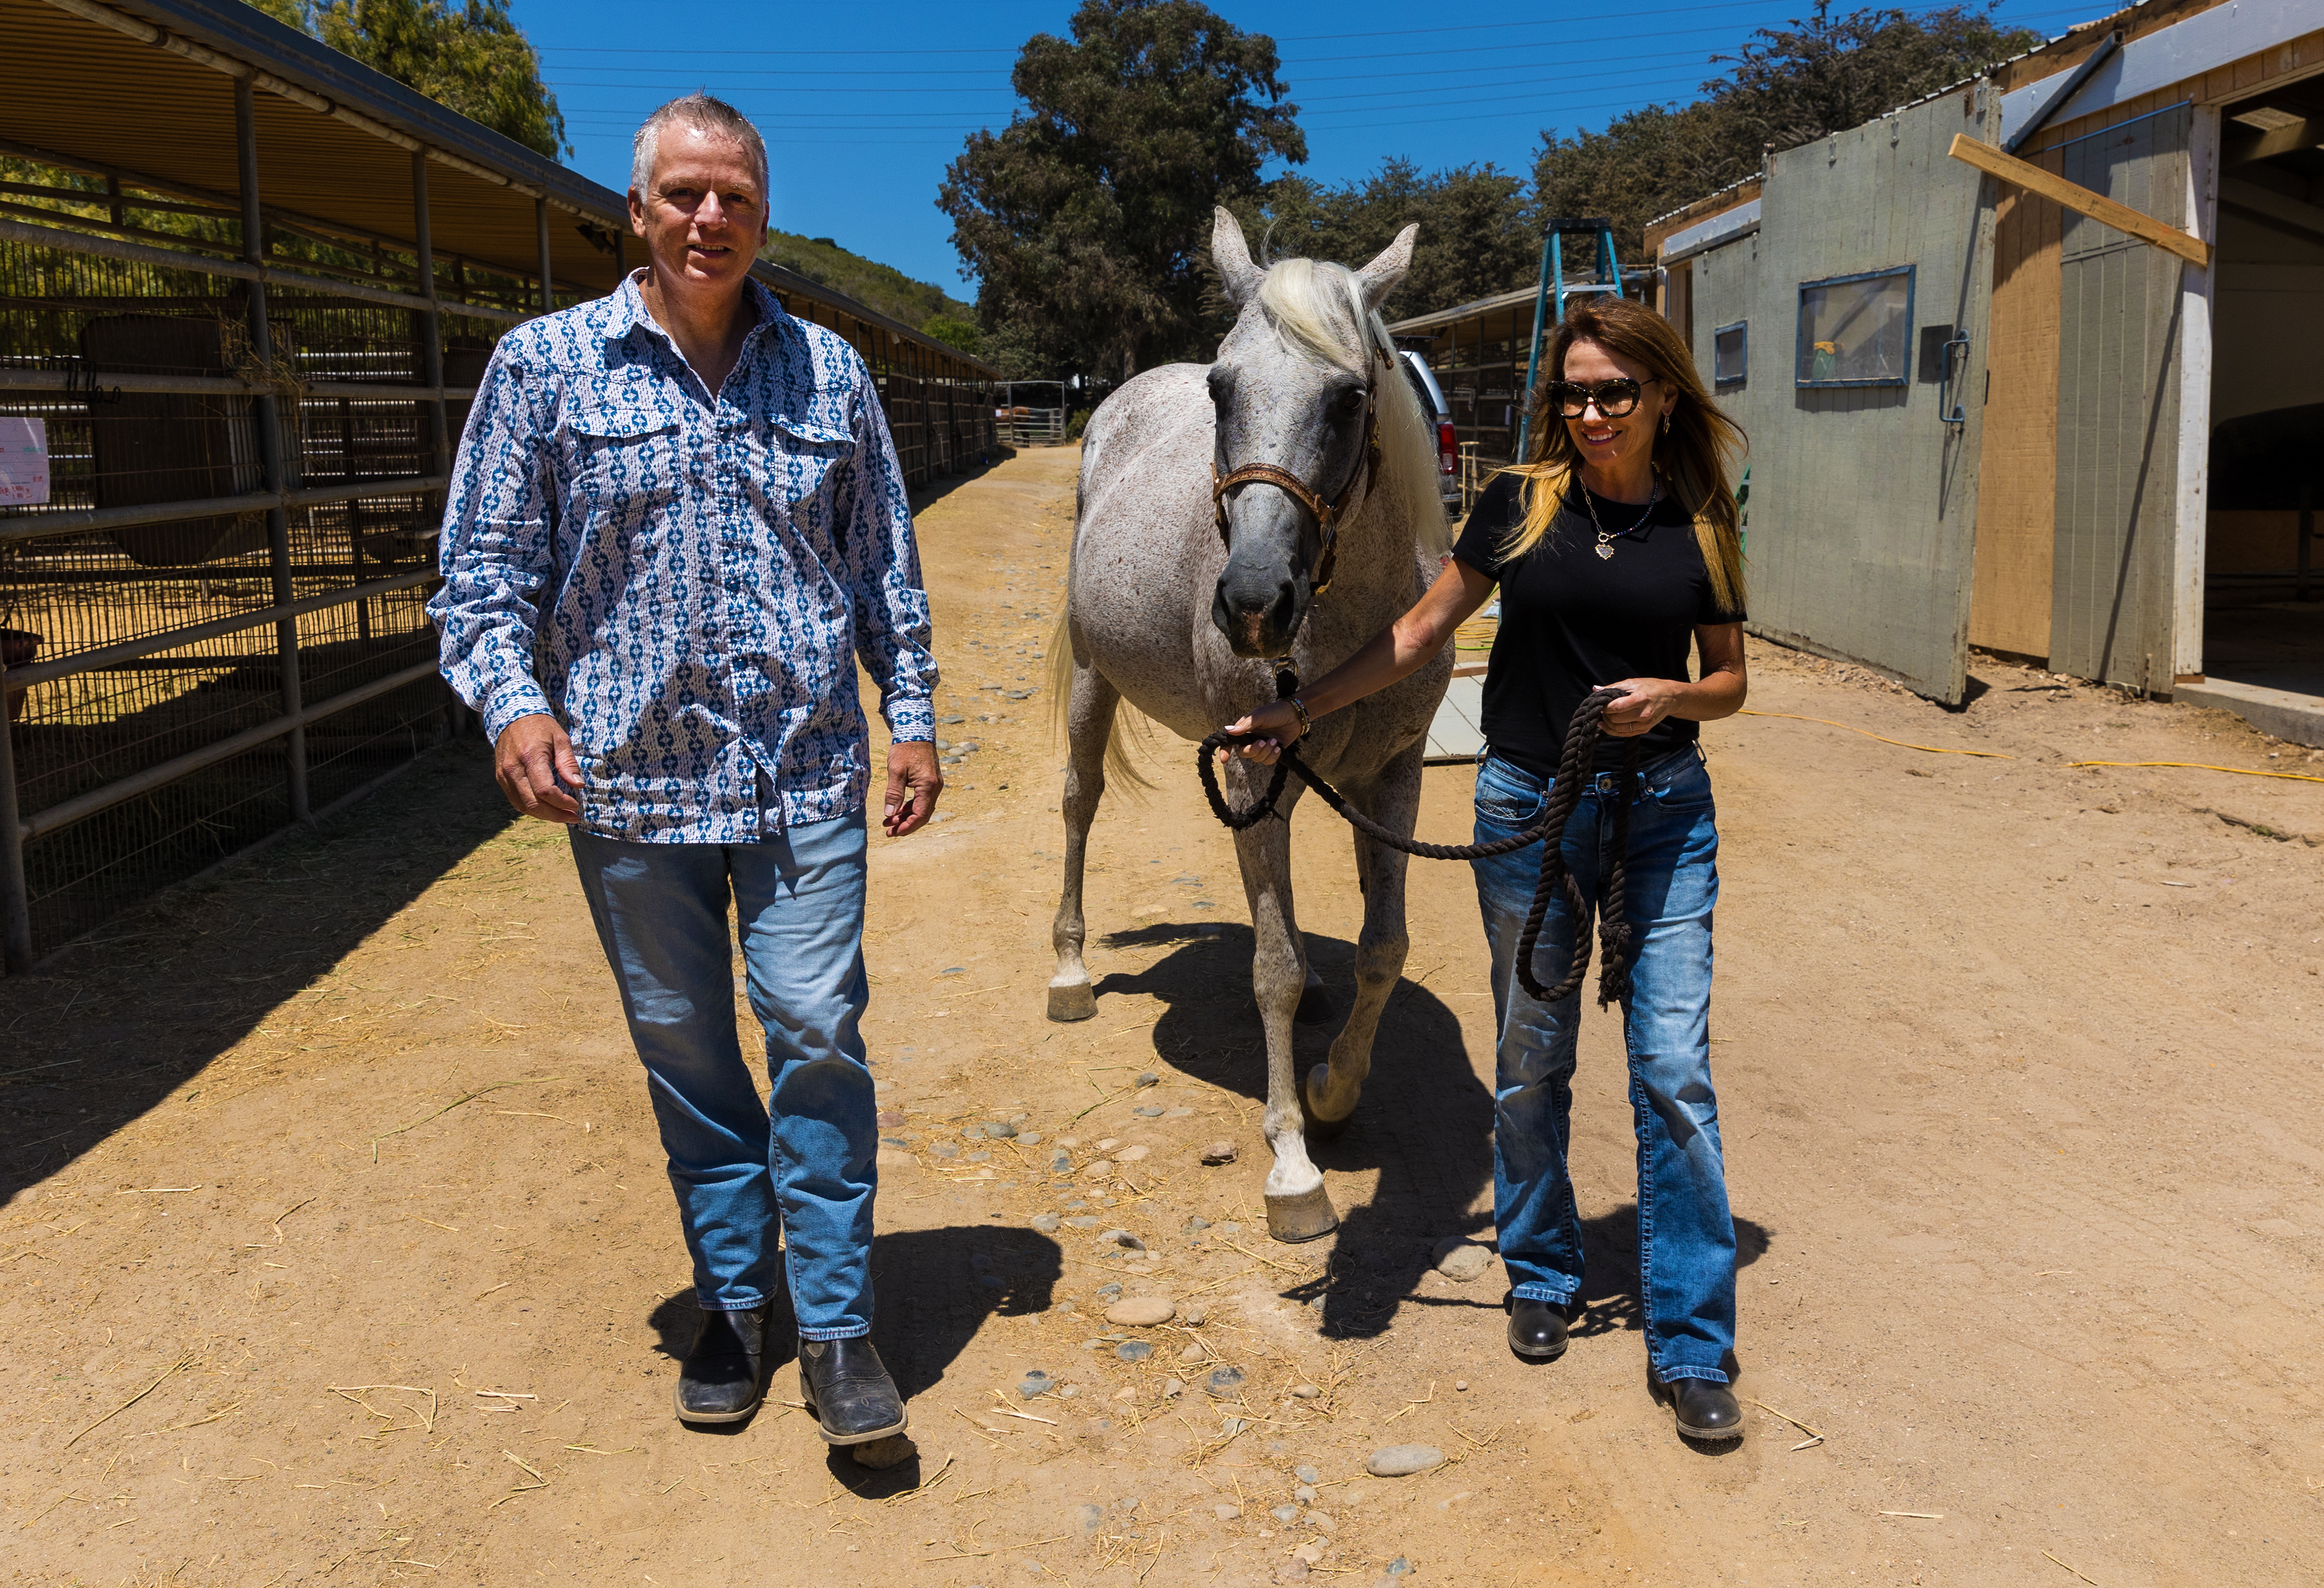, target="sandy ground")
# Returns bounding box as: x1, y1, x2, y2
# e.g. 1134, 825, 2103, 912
6, 442, 2323, 1588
